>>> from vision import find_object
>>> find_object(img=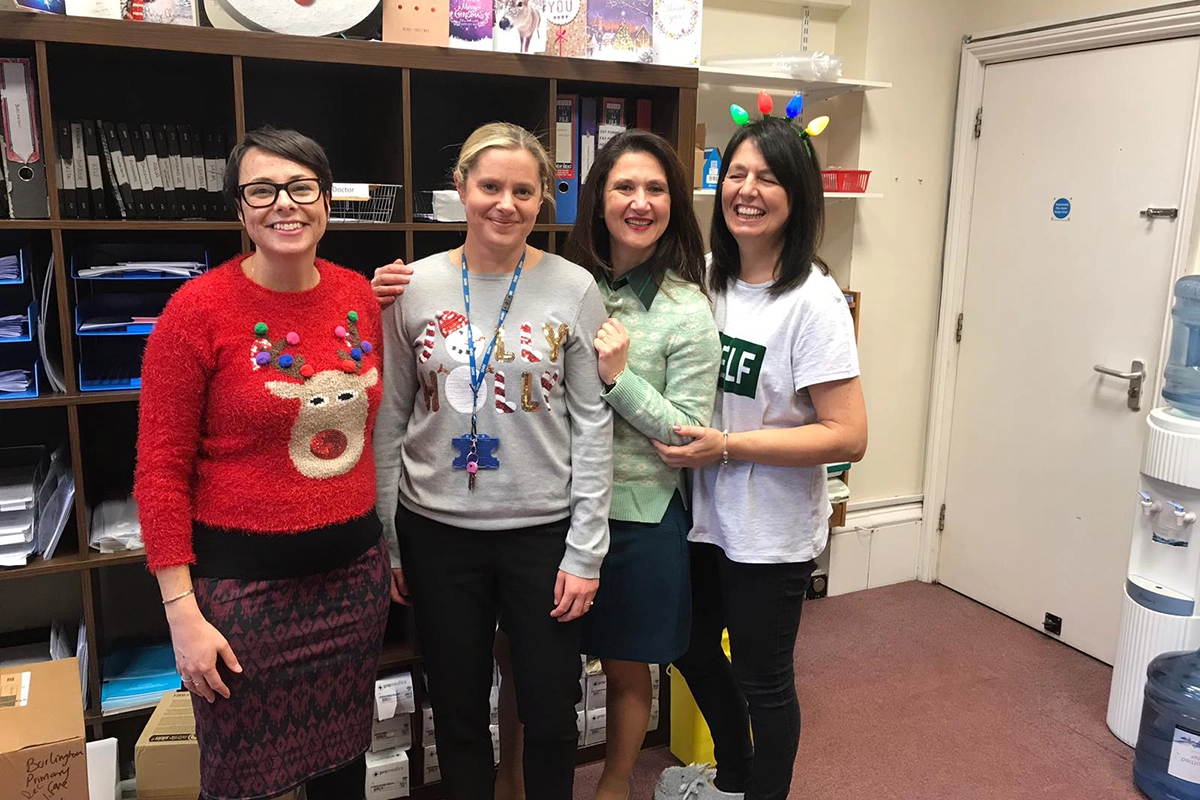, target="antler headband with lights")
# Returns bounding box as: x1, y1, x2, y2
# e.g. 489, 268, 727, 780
730, 91, 830, 153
